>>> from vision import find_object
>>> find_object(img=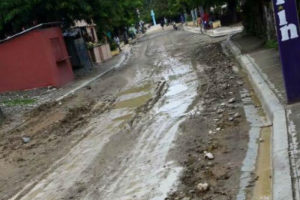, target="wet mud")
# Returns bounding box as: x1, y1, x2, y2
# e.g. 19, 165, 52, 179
167, 44, 267, 200
0, 30, 267, 200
